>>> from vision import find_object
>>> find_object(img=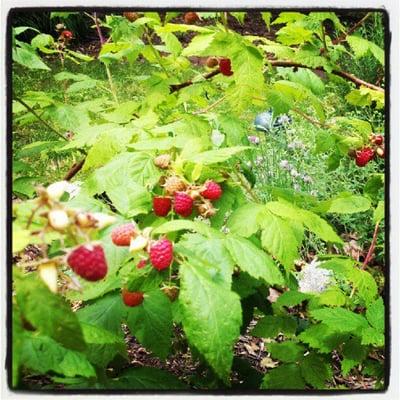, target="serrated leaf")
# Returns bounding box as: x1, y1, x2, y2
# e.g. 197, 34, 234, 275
301, 353, 331, 389
226, 203, 264, 237
20, 333, 96, 378
315, 194, 371, 214
261, 363, 306, 389
252, 315, 297, 338
260, 212, 300, 270
373, 201, 384, 224
179, 262, 242, 381
347, 35, 384, 65
366, 297, 384, 333
361, 327, 384, 347
310, 307, 369, 333
126, 290, 173, 359
15, 274, 85, 351
224, 235, 284, 286
108, 367, 187, 389
186, 146, 249, 165
267, 341, 305, 363
81, 323, 127, 367
77, 292, 126, 337
153, 219, 212, 237
341, 337, 368, 376
274, 290, 312, 311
